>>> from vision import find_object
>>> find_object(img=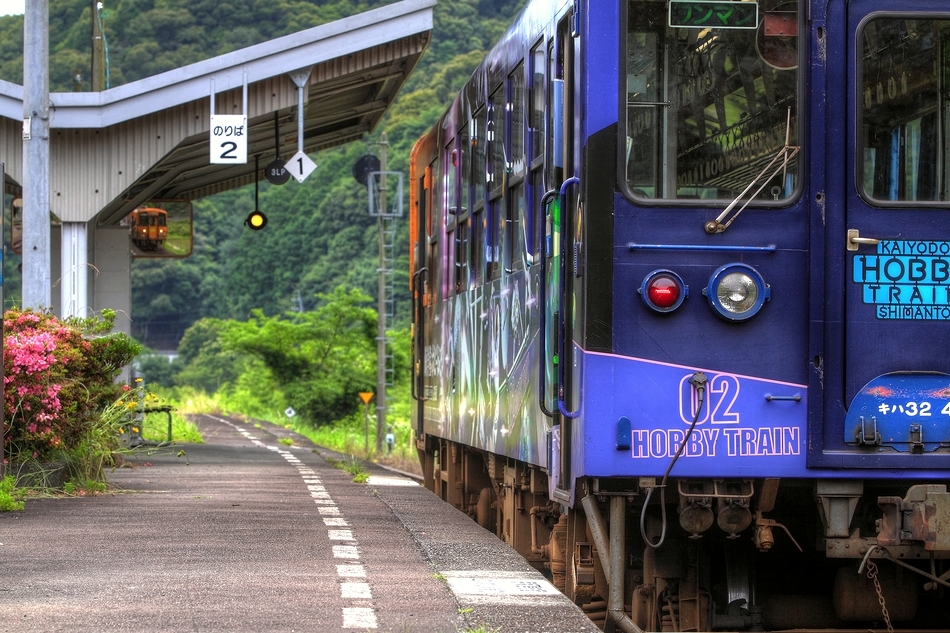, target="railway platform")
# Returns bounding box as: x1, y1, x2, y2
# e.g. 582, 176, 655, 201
0, 413, 599, 633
